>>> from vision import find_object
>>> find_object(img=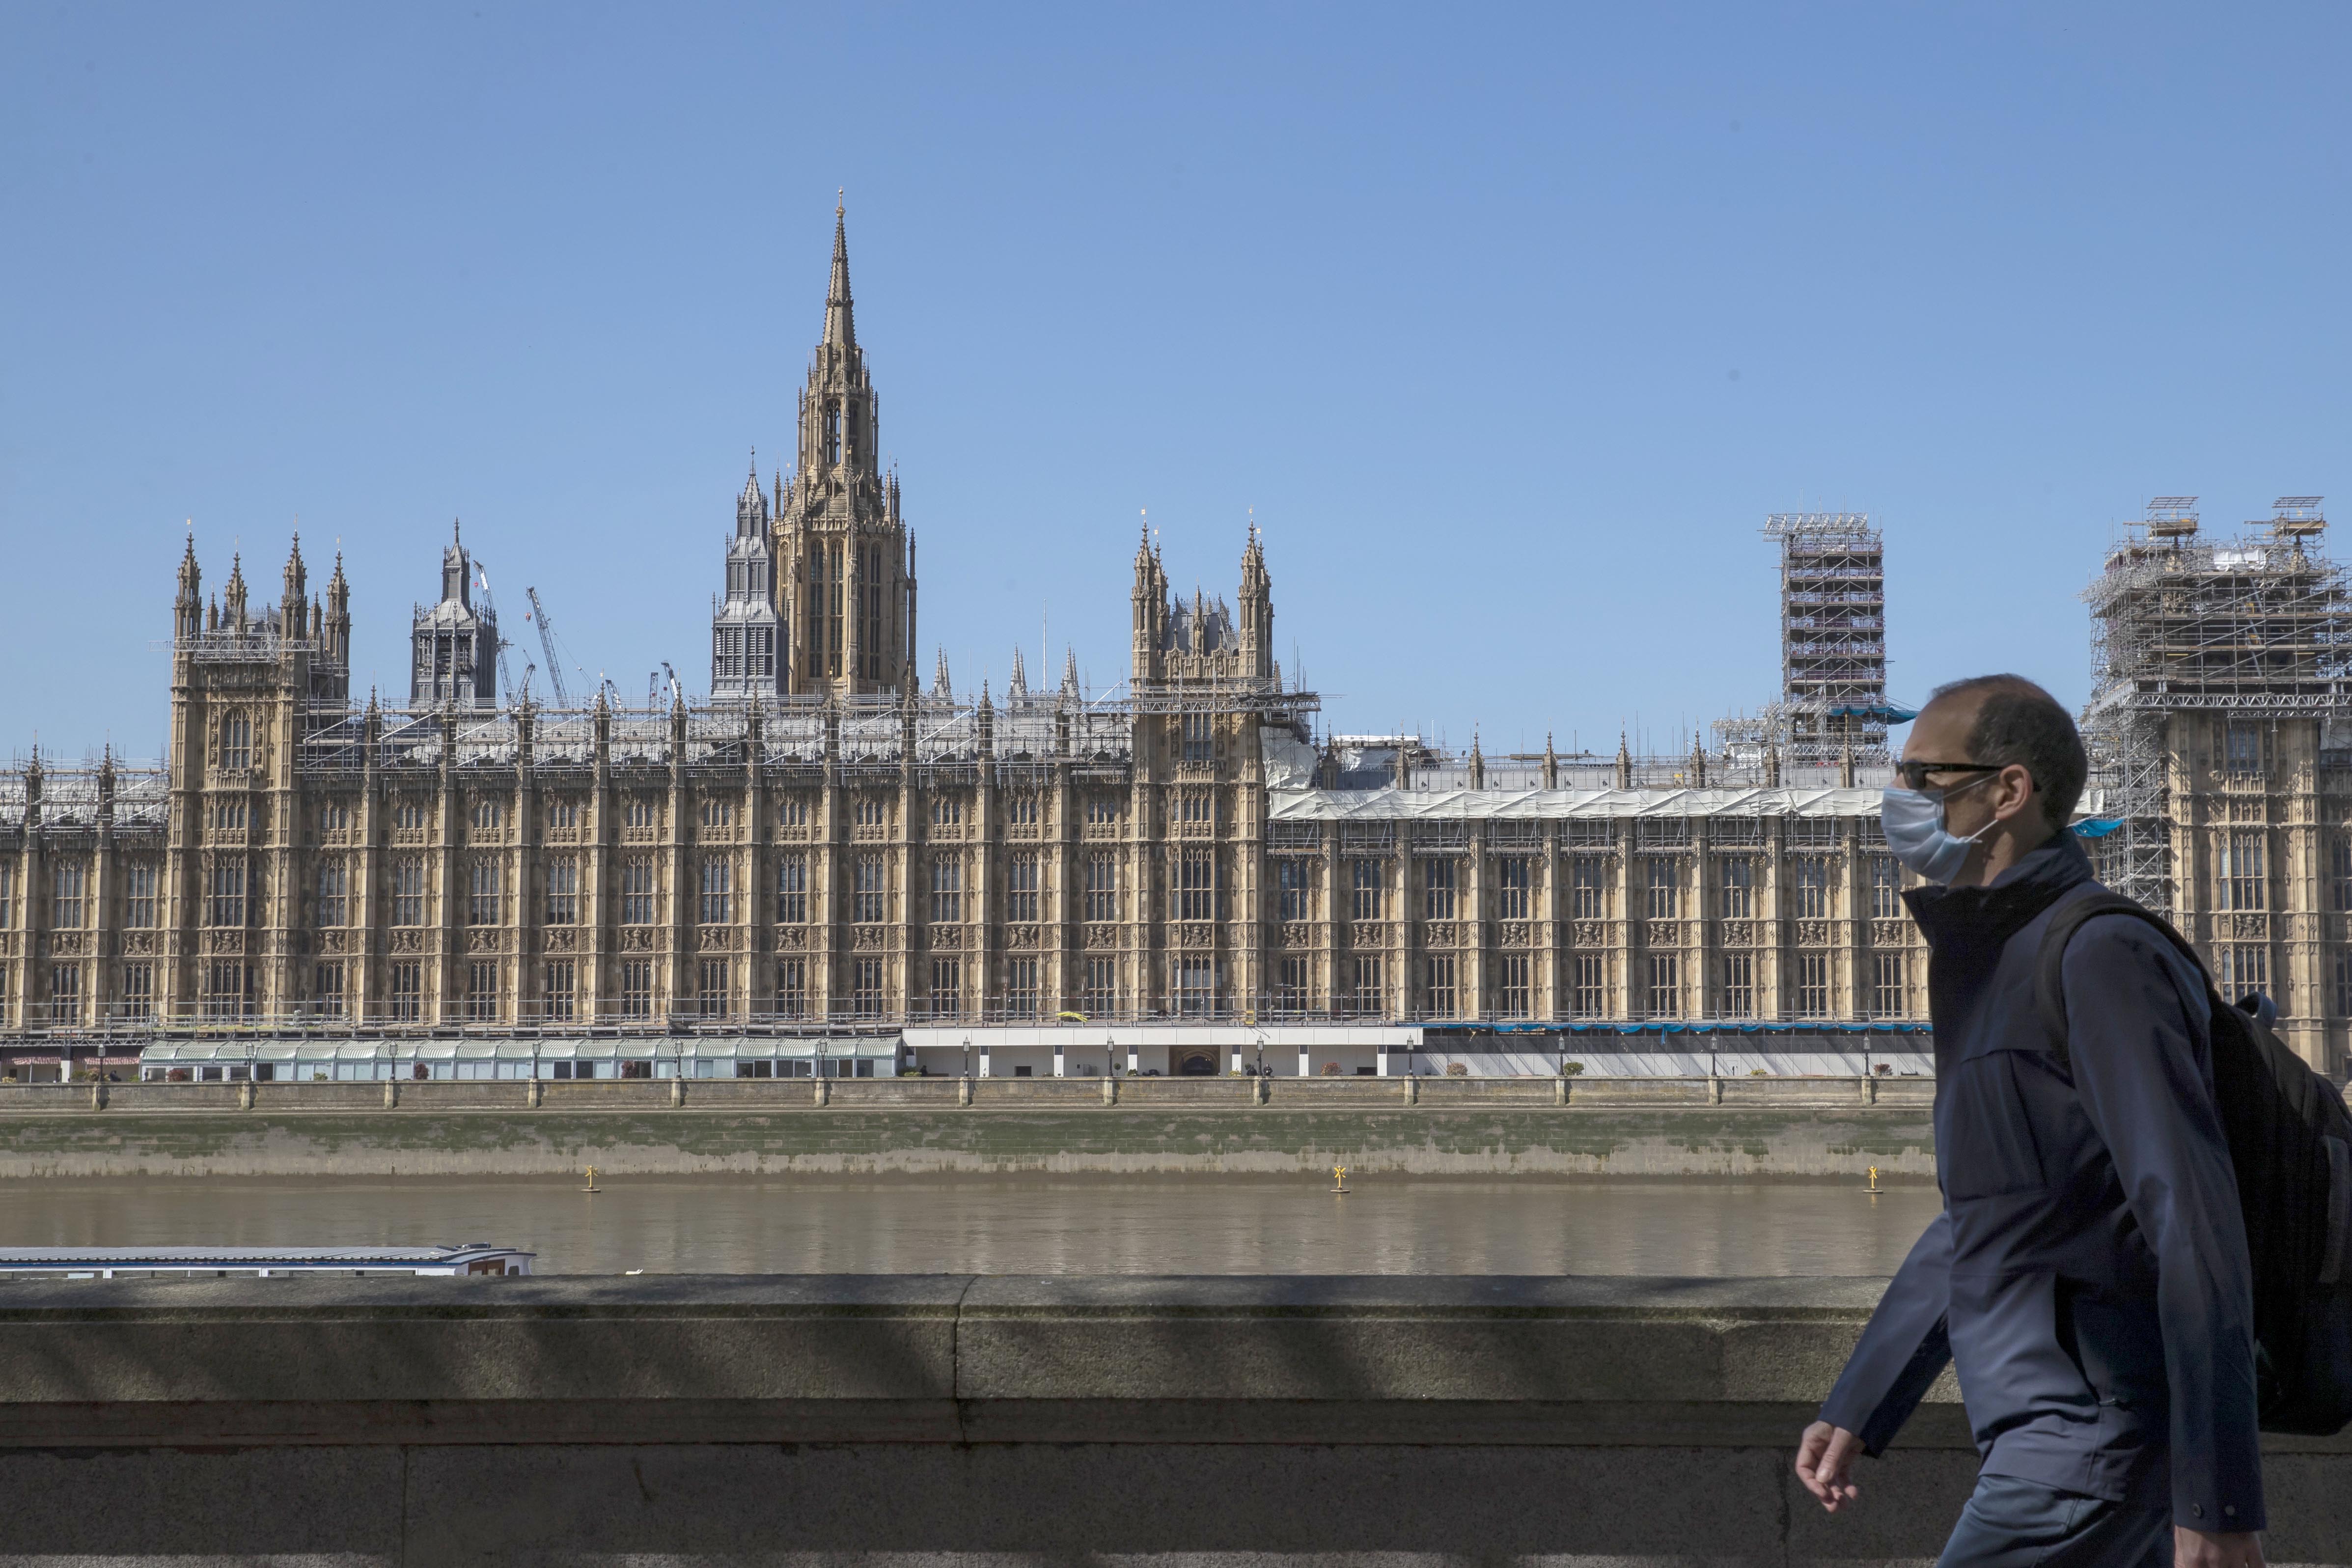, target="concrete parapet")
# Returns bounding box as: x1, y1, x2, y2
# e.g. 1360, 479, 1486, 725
0, 1274, 2342, 1566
